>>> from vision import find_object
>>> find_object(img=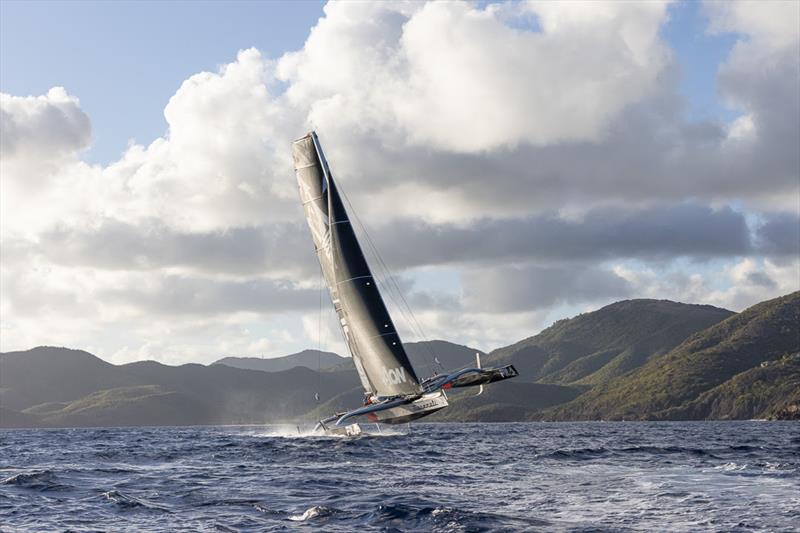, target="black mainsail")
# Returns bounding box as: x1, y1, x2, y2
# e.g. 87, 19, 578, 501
292, 132, 420, 398
294, 131, 518, 432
